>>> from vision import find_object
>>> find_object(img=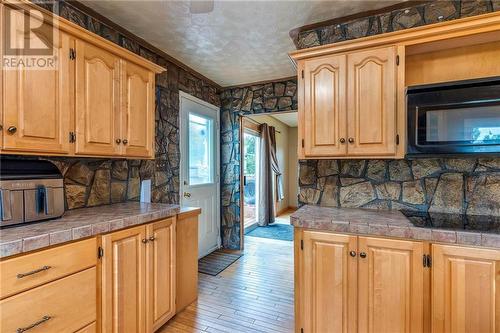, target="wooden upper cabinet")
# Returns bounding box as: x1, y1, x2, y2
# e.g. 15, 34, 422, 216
101, 225, 147, 333
301, 231, 357, 333
432, 244, 500, 333
347, 47, 397, 157
75, 39, 121, 156
357, 236, 424, 333
3, 7, 73, 154
122, 61, 155, 158
302, 55, 347, 157
146, 218, 176, 332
